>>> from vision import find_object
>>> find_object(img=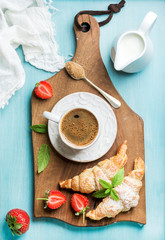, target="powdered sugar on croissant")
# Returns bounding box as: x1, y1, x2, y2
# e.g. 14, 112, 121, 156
59, 140, 127, 194
86, 157, 145, 220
